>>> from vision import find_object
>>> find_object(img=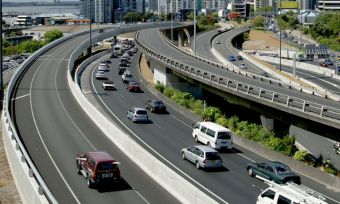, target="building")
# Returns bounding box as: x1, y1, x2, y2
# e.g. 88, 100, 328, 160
317, 0, 340, 10
80, 0, 95, 22
201, 0, 226, 10
298, 10, 319, 26
229, 0, 247, 18
298, 0, 317, 9
95, 0, 113, 23
13, 15, 33, 27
